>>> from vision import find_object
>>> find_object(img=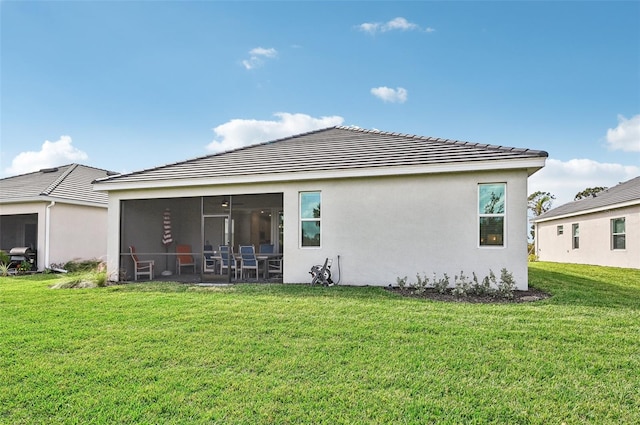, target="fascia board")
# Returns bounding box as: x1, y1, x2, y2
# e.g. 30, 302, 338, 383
94, 157, 547, 192
533, 199, 640, 223
0, 196, 107, 209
